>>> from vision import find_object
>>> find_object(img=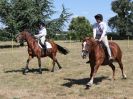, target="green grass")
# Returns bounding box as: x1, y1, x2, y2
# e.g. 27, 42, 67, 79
0, 40, 133, 99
